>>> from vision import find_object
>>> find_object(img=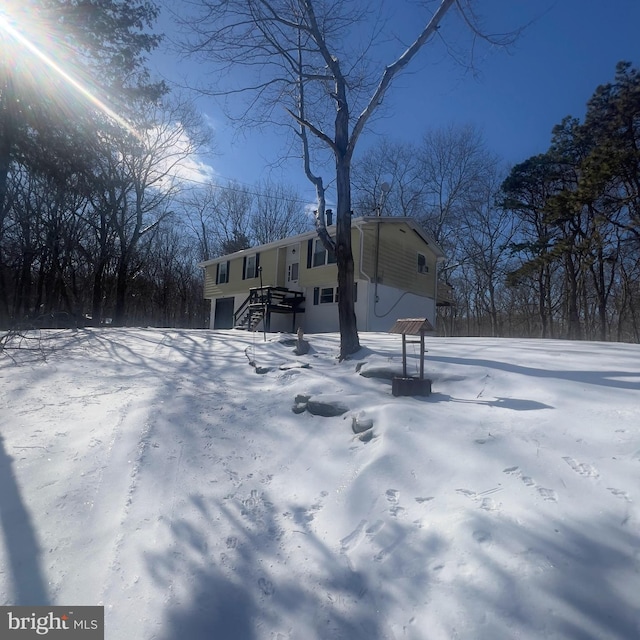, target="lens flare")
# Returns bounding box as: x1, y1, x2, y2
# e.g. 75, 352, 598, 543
0, 6, 139, 138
